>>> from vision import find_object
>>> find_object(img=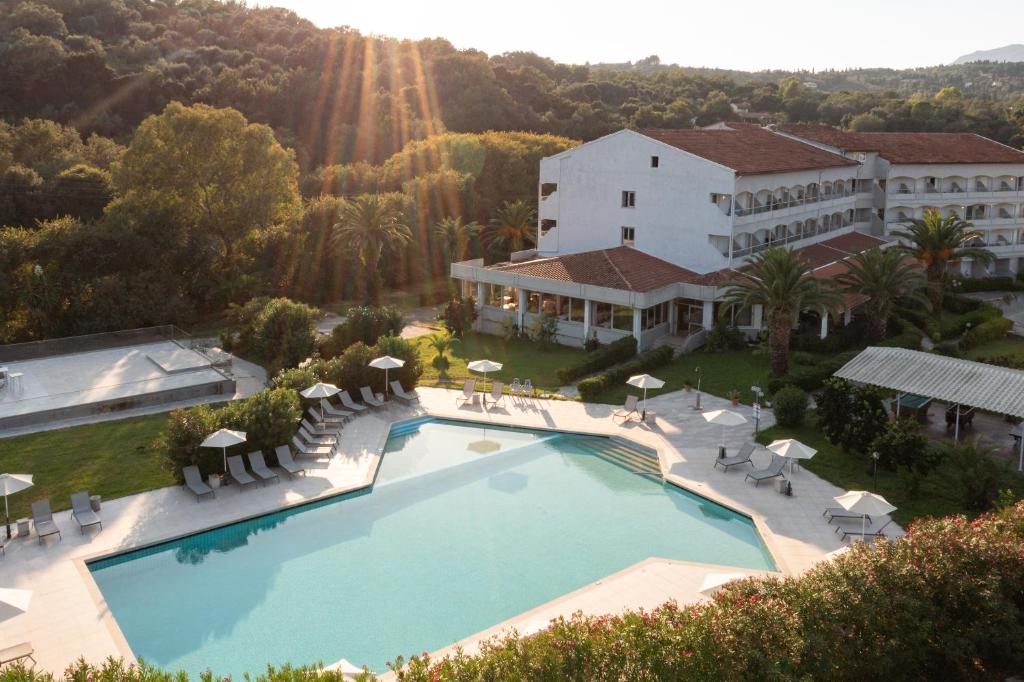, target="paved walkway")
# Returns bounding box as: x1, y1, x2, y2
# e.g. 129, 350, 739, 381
0, 387, 897, 675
